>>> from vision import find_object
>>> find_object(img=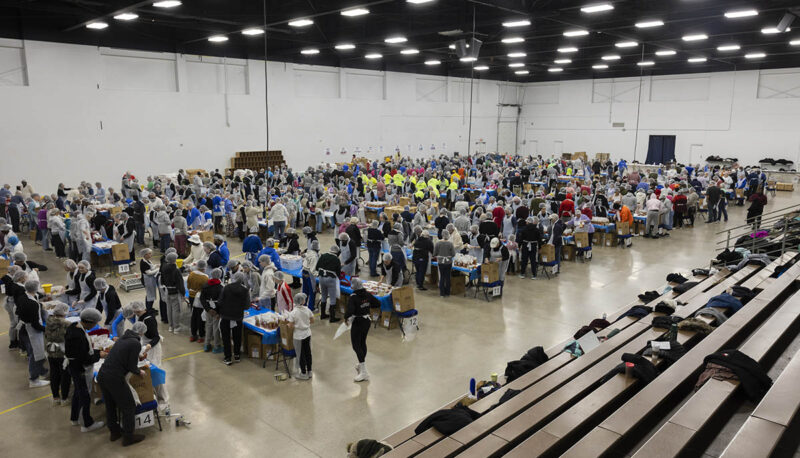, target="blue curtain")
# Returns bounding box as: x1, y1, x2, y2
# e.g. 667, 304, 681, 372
661, 136, 676, 163
646, 135, 676, 164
